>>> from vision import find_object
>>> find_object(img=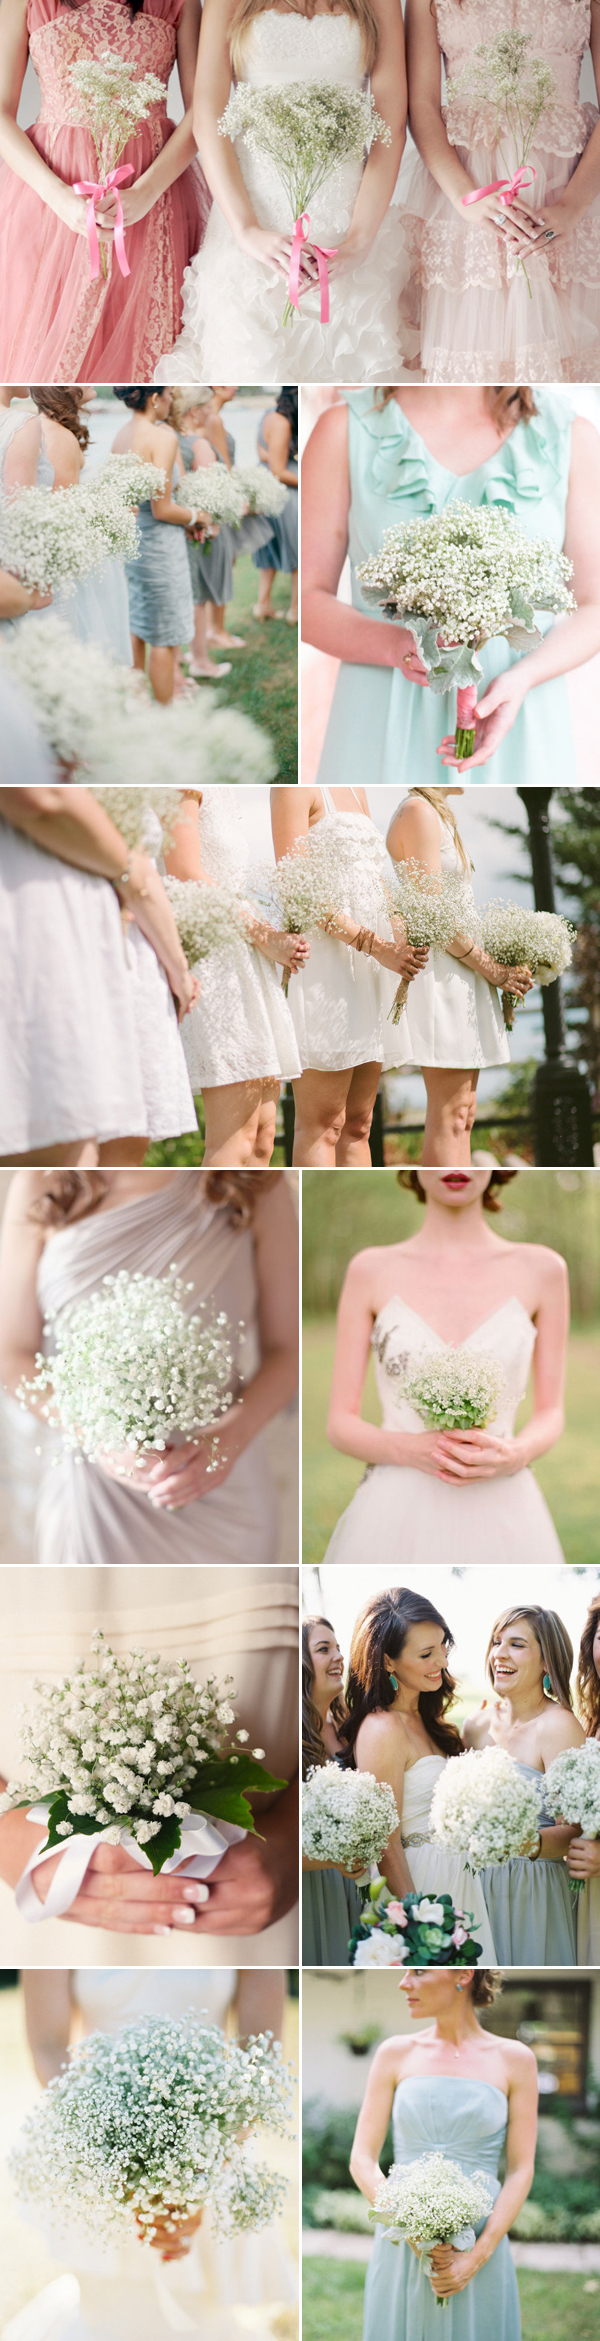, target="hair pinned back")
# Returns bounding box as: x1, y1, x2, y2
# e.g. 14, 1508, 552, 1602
31, 389, 90, 452
27, 1169, 276, 1230
471, 1970, 503, 2007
